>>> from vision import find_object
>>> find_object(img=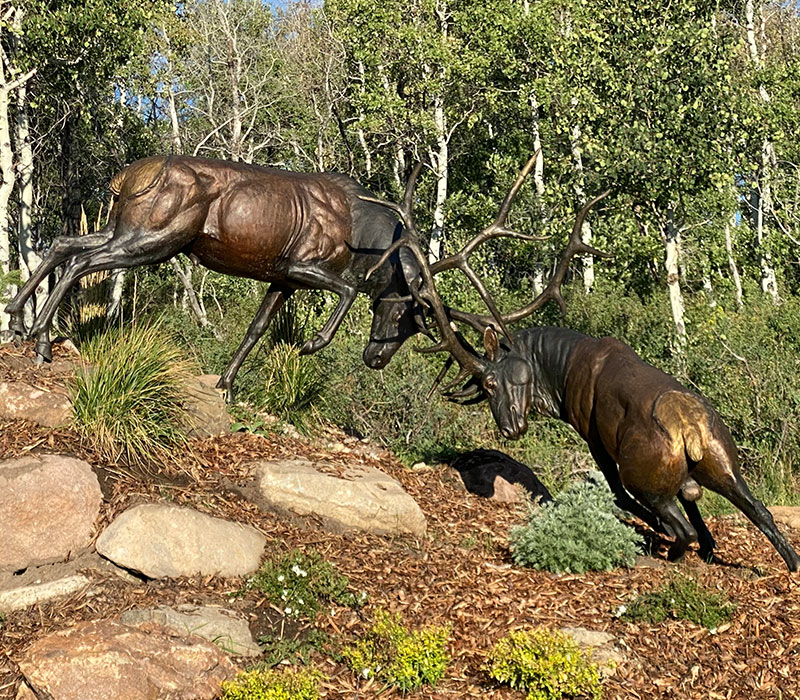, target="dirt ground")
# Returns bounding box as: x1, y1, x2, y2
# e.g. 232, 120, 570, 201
1, 343, 799, 700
